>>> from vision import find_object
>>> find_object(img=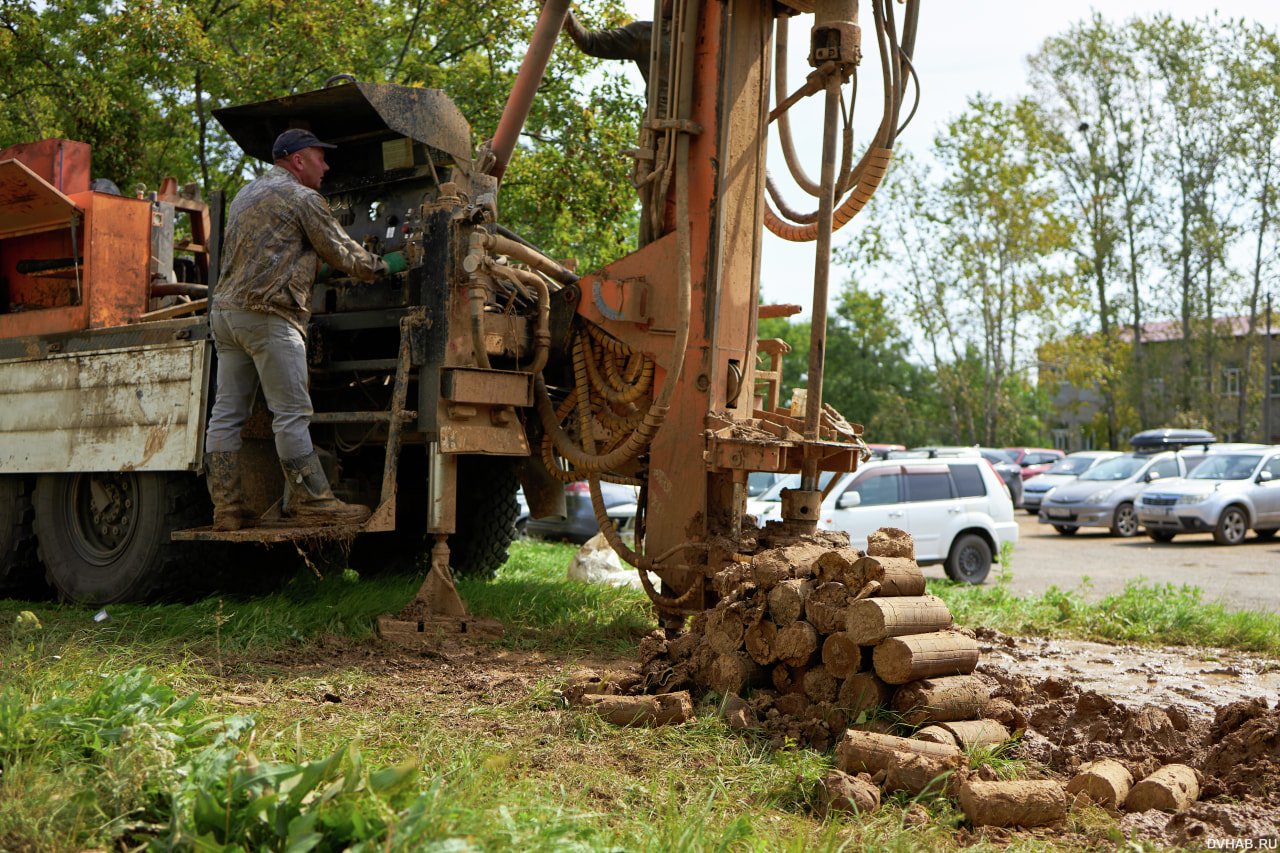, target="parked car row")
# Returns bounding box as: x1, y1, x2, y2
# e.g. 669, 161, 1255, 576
1033, 429, 1280, 545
